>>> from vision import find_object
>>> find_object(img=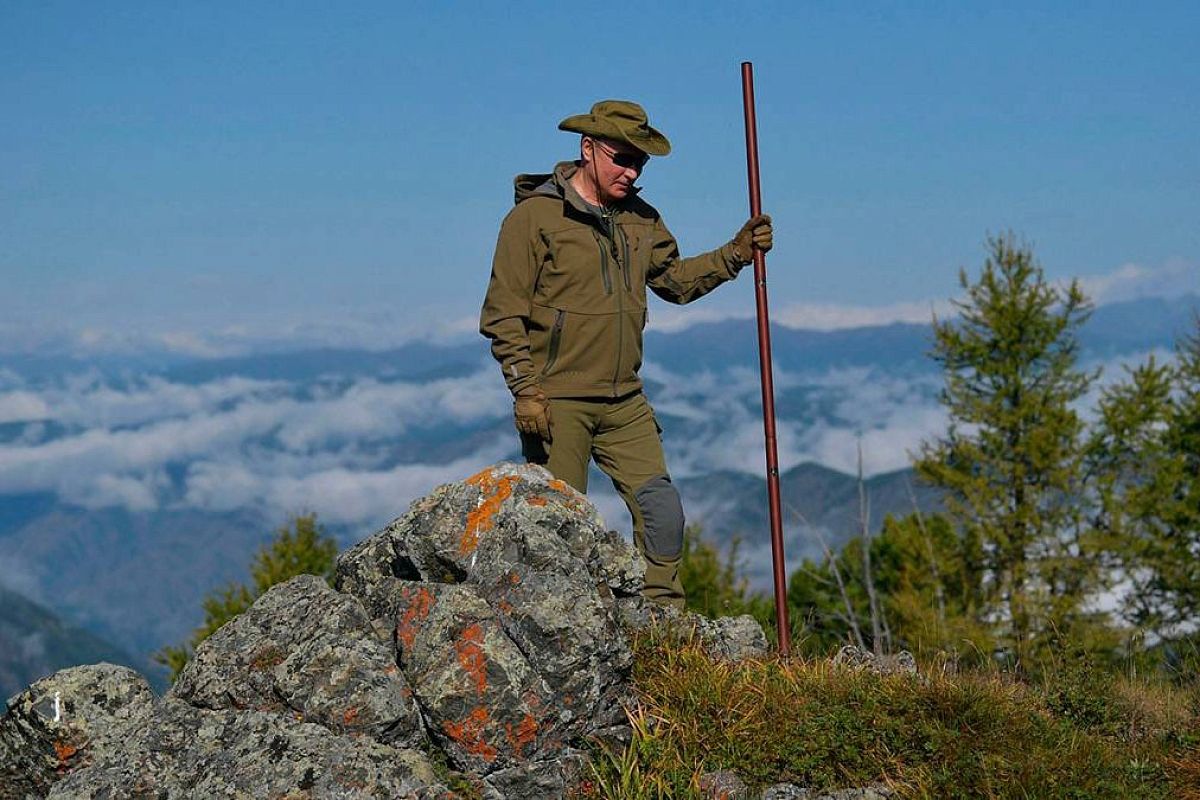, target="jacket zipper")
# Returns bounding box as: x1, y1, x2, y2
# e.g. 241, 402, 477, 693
592, 230, 613, 295
616, 224, 631, 290
593, 217, 623, 397
608, 224, 624, 396
542, 309, 566, 376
